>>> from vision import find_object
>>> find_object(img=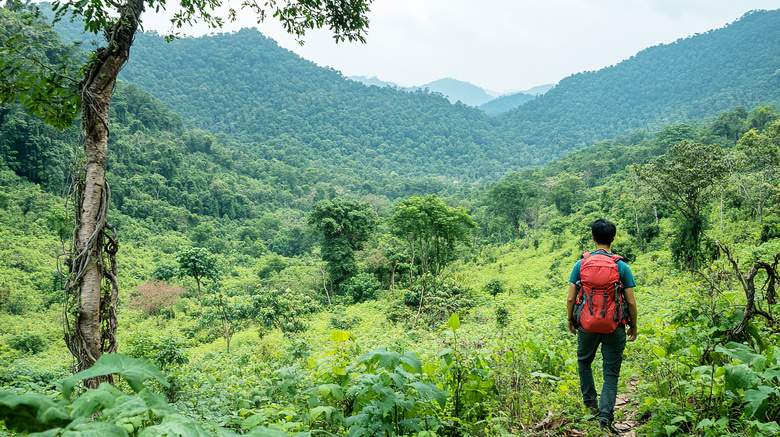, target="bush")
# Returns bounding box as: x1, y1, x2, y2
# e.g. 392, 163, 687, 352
495, 305, 510, 330
252, 287, 319, 335
152, 260, 178, 281
257, 254, 287, 279
130, 280, 184, 316
125, 332, 188, 370
403, 275, 474, 327
483, 278, 505, 297
7, 332, 45, 354
343, 273, 382, 303
329, 310, 362, 330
